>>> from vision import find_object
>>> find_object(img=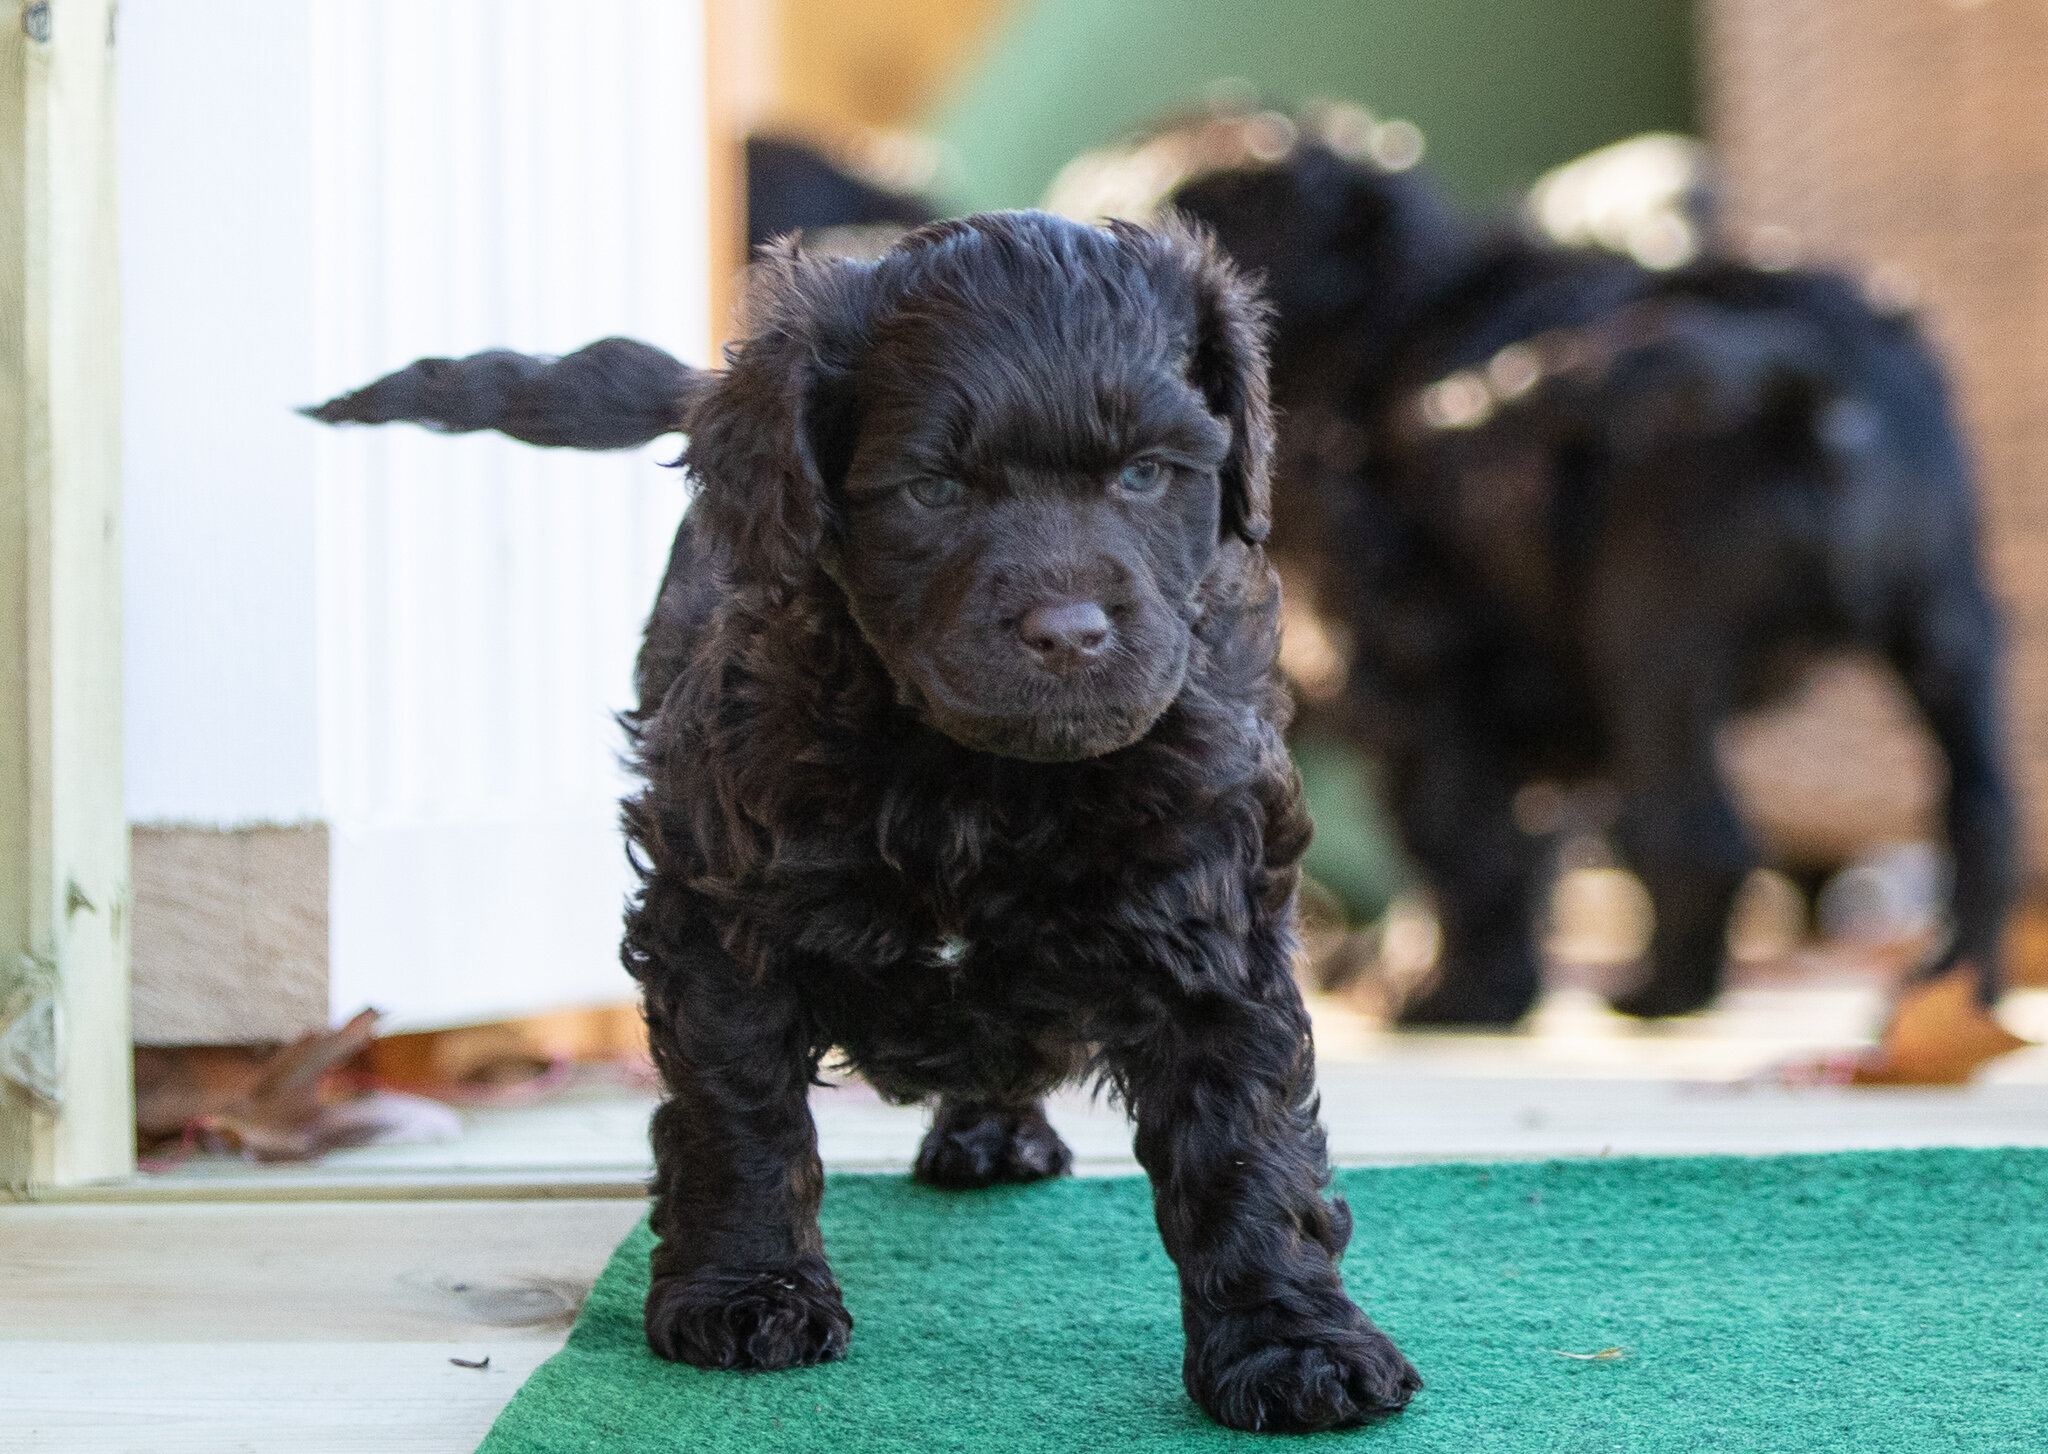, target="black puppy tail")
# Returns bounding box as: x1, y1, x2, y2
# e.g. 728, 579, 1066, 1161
301, 336, 711, 450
